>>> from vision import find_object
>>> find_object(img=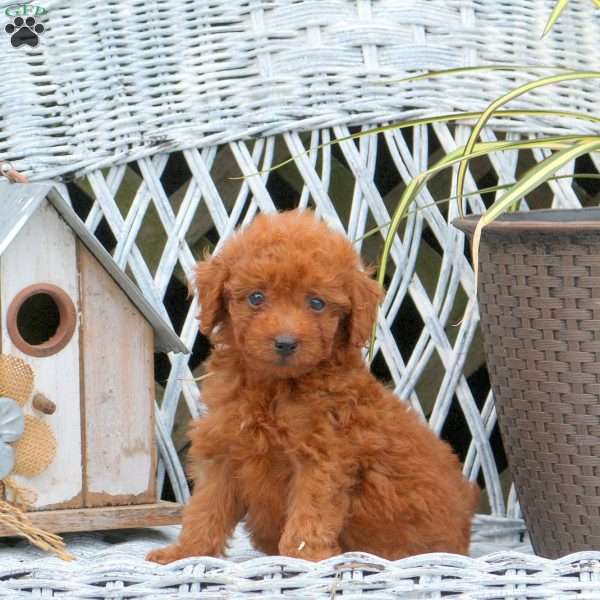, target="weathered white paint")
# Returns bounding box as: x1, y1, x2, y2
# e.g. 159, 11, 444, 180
79, 245, 155, 505
0, 202, 83, 509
